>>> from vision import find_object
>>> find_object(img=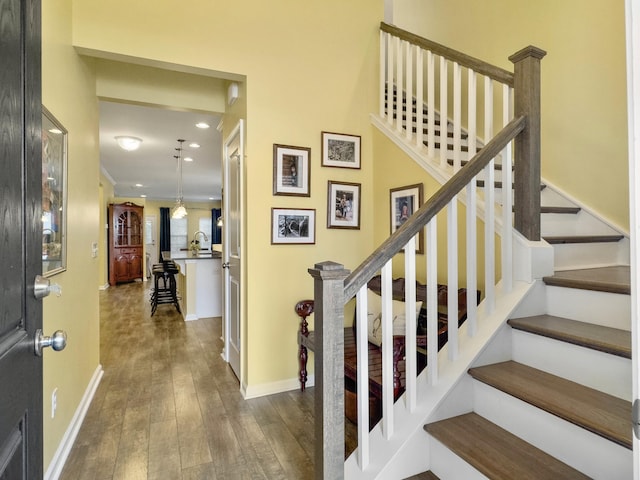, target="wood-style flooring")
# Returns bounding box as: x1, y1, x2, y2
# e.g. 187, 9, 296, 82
59, 281, 433, 479
60, 281, 318, 479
